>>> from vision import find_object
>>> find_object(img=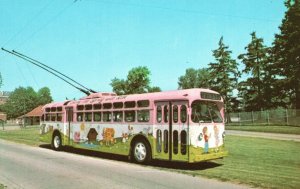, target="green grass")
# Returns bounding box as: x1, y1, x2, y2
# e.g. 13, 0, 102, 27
0, 183, 7, 189
0, 126, 40, 146
170, 135, 300, 189
1, 127, 299, 188
226, 125, 300, 135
